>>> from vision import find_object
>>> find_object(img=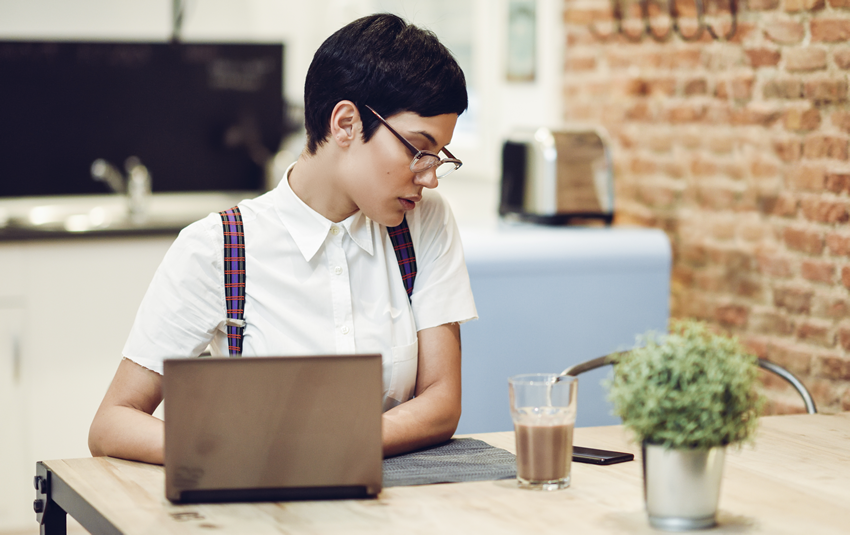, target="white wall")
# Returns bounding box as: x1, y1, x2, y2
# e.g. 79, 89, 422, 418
0, 0, 567, 223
